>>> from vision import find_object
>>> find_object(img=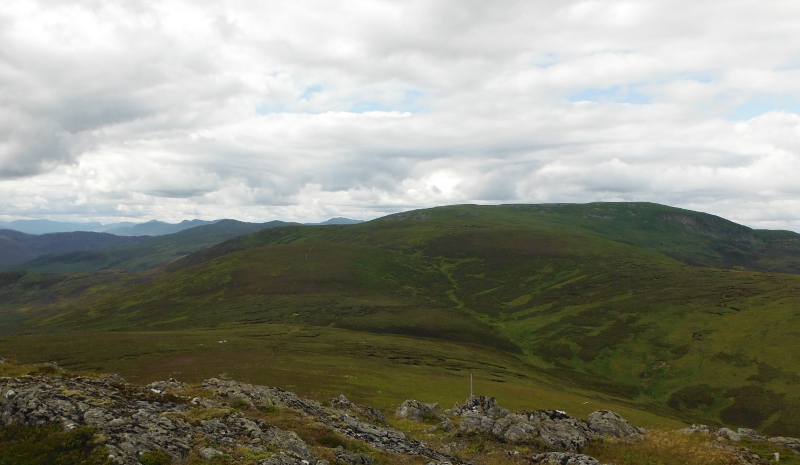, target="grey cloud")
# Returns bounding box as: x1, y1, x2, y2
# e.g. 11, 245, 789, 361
1, 0, 800, 229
